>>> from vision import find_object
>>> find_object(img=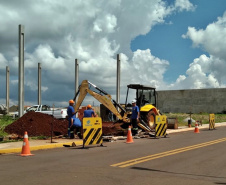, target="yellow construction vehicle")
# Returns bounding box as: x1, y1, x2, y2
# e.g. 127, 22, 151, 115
73, 80, 161, 133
